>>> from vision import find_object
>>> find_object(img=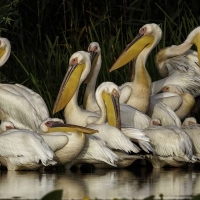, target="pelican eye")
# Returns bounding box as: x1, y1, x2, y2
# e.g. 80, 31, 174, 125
70, 57, 78, 65
139, 27, 146, 35
45, 121, 52, 126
